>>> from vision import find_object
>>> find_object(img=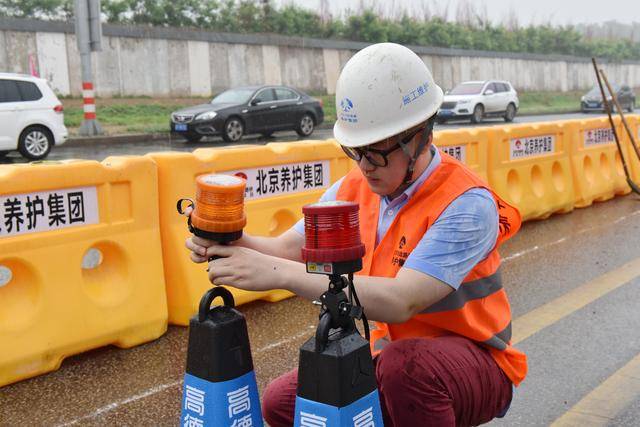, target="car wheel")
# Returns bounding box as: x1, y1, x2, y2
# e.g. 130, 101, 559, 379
296, 114, 315, 137
504, 103, 516, 122
222, 117, 244, 142
18, 126, 52, 160
471, 105, 484, 124
628, 100, 635, 113
185, 135, 203, 143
